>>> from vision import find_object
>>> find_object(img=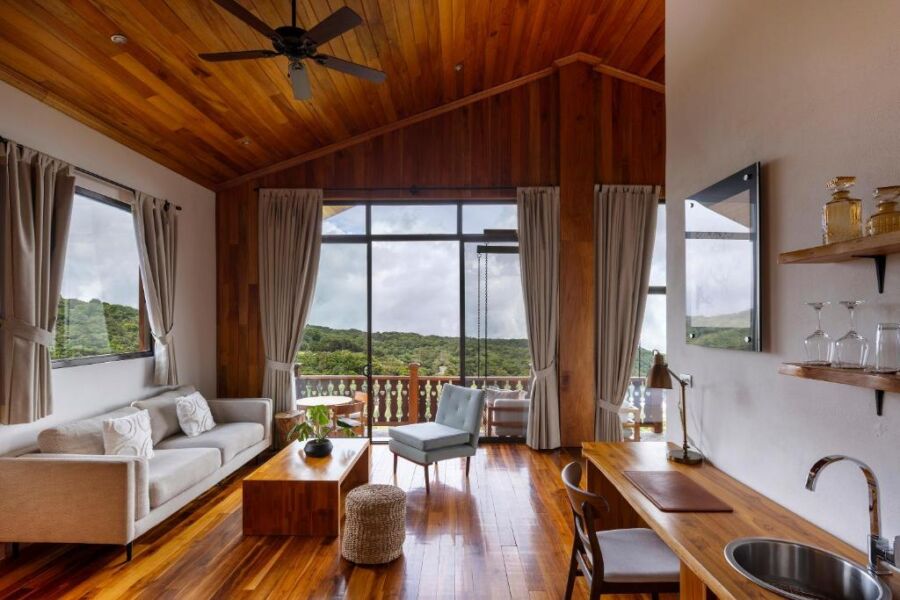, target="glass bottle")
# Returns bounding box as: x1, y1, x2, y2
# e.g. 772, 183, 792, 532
866, 186, 900, 236
822, 176, 862, 244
